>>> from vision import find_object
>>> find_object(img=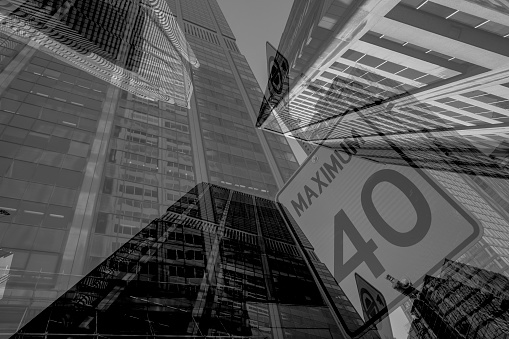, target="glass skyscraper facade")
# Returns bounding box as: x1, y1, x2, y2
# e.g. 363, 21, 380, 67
0, 0, 302, 336
0, 0, 198, 105
10, 184, 380, 339
407, 260, 509, 338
